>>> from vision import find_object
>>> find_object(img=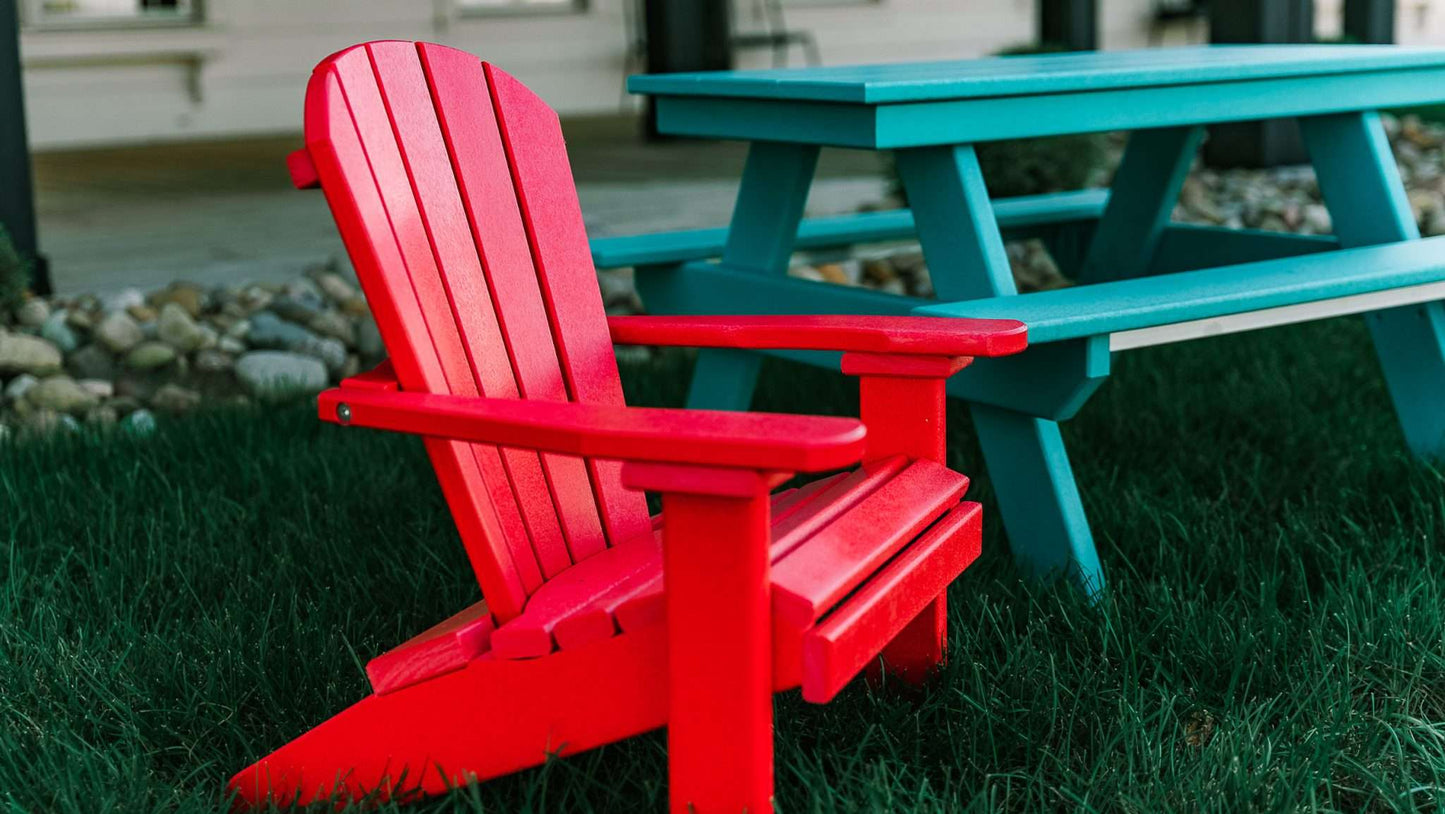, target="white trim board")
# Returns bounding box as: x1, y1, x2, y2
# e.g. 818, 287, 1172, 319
1108, 279, 1445, 352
